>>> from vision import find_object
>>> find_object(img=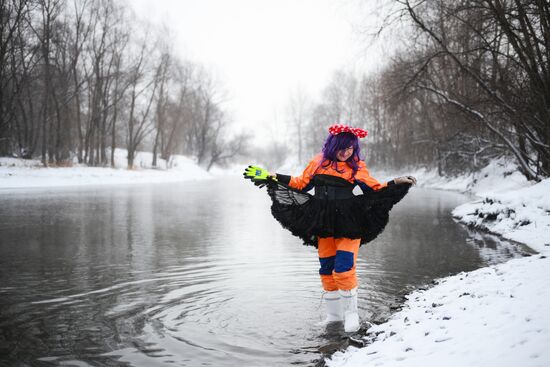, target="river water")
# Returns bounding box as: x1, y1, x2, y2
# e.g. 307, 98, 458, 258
0, 178, 532, 366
